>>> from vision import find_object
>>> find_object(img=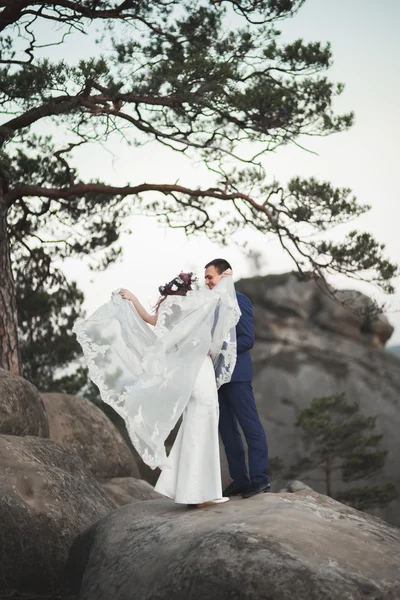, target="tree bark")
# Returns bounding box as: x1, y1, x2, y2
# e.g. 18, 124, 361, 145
326, 454, 332, 497
0, 200, 20, 374
0, 1, 28, 33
